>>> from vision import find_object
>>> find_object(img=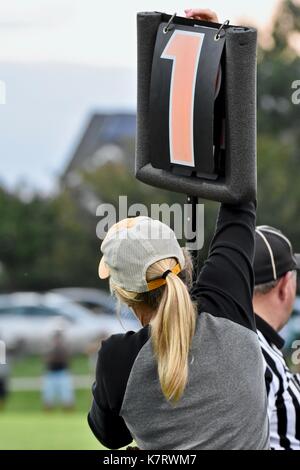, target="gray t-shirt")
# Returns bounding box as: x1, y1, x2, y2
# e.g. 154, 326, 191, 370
88, 201, 269, 450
